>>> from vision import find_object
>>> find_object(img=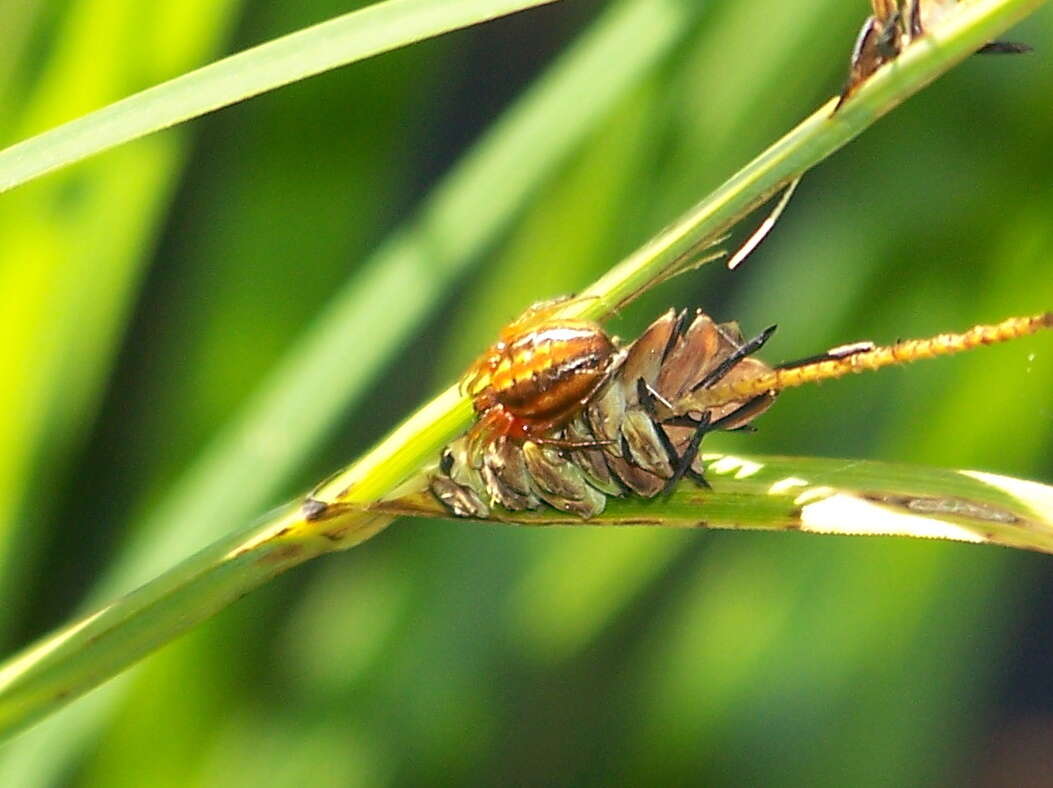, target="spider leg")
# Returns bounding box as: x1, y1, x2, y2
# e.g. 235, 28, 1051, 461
873, 6, 902, 59
977, 41, 1032, 54
504, 294, 604, 335
775, 340, 875, 370
661, 415, 705, 428
464, 407, 507, 464
635, 376, 690, 471
663, 393, 774, 493
835, 2, 904, 112
686, 467, 712, 489
662, 411, 712, 495
835, 16, 882, 111
908, 0, 923, 38
663, 308, 692, 363
710, 394, 777, 433
636, 377, 675, 412
692, 325, 778, 392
